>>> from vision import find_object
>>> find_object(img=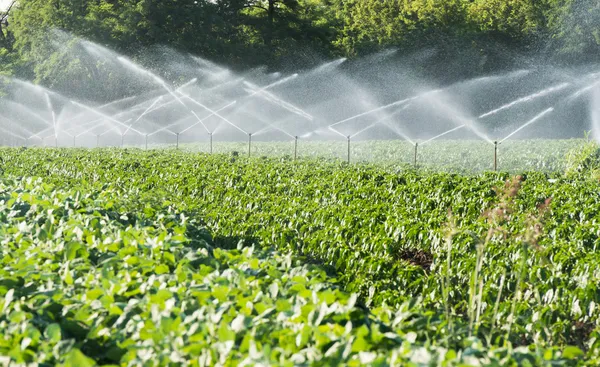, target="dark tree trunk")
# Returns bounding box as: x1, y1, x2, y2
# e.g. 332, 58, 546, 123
265, 0, 275, 47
